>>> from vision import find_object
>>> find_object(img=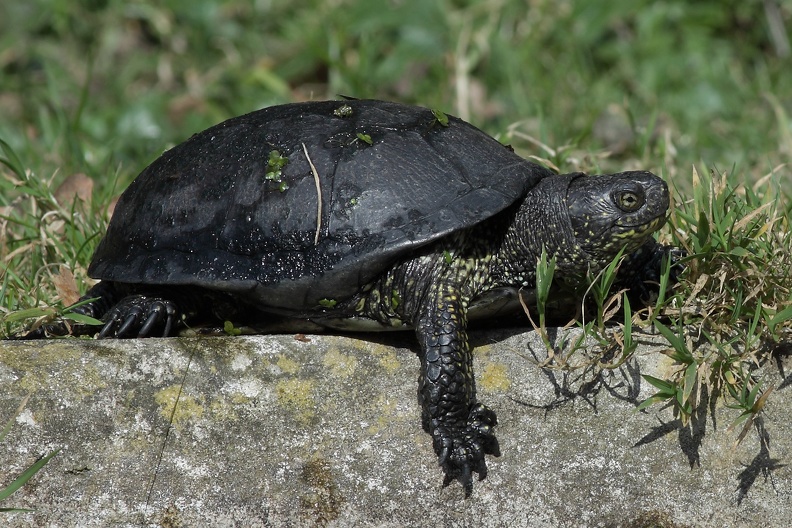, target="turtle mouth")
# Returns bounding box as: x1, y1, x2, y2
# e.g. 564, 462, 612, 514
575, 213, 667, 261
611, 214, 668, 244
588, 211, 668, 256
